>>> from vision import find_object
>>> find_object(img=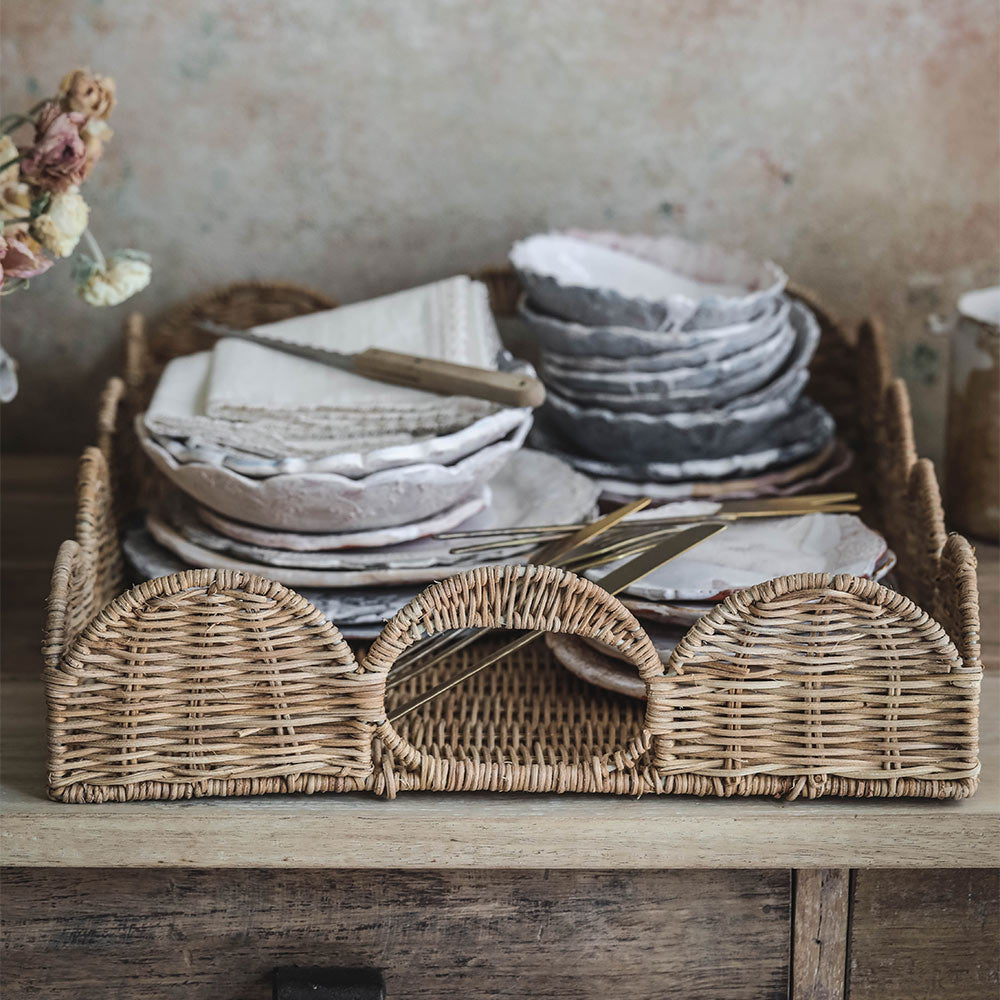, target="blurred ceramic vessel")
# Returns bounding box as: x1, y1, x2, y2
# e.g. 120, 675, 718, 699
944, 286, 1000, 540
